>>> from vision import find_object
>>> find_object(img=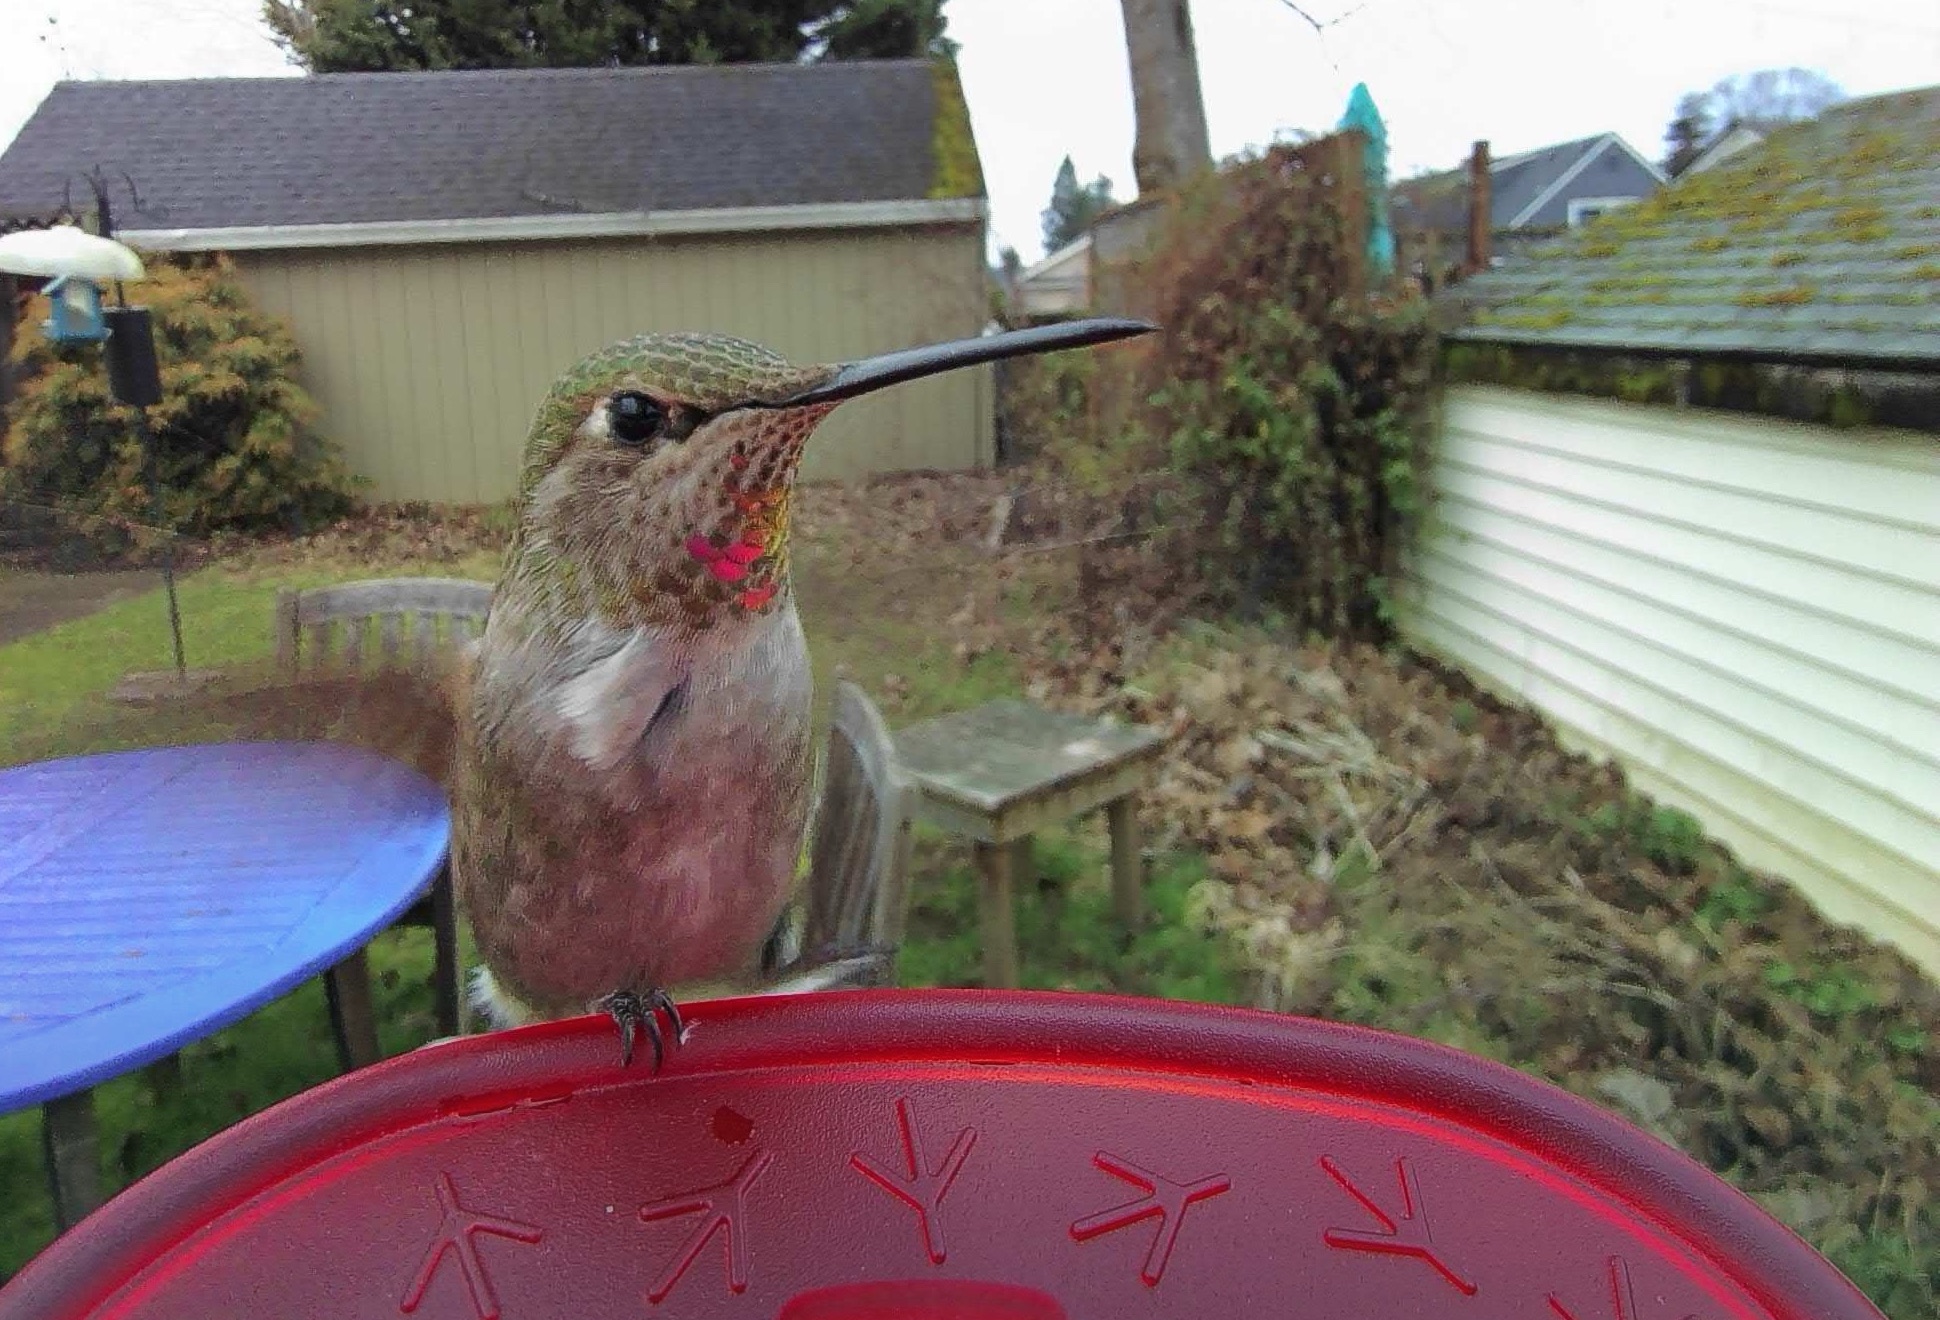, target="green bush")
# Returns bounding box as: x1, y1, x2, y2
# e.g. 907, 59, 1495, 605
1139, 151, 1442, 634
995, 336, 1111, 472
2, 251, 358, 540
1003, 140, 1443, 638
